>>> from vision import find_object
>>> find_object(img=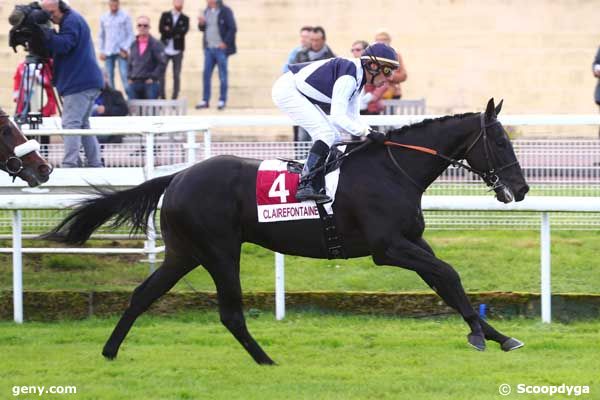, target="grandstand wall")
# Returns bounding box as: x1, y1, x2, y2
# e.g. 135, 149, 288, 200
0, 0, 599, 136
